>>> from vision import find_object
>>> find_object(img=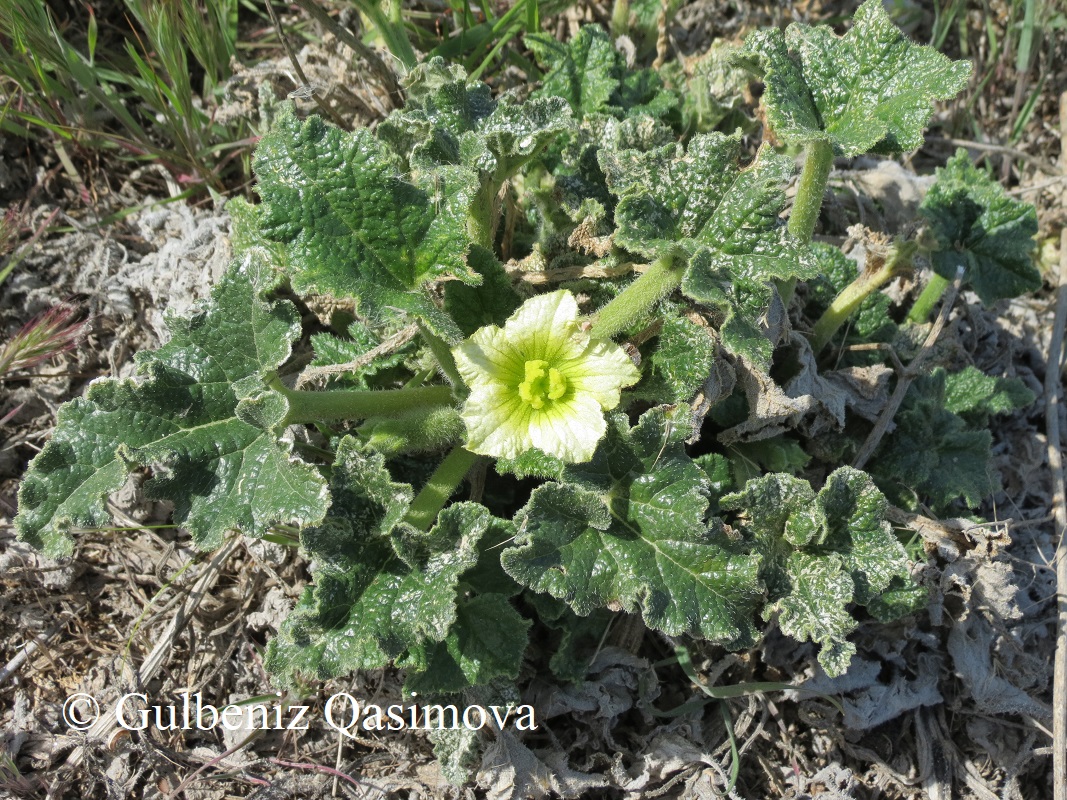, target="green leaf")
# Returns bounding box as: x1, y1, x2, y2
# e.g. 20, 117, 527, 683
444, 245, 521, 336
380, 59, 573, 179
773, 552, 857, 676
16, 262, 329, 556
817, 467, 908, 605
266, 452, 489, 686
871, 368, 1000, 511
943, 365, 1035, 424
527, 25, 620, 117
309, 319, 413, 389
502, 407, 763, 646
602, 133, 817, 367
721, 467, 908, 676
227, 196, 289, 278
738, 0, 971, 156
404, 593, 531, 695
649, 315, 718, 403
254, 104, 476, 338
920, 149, 1040, 305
